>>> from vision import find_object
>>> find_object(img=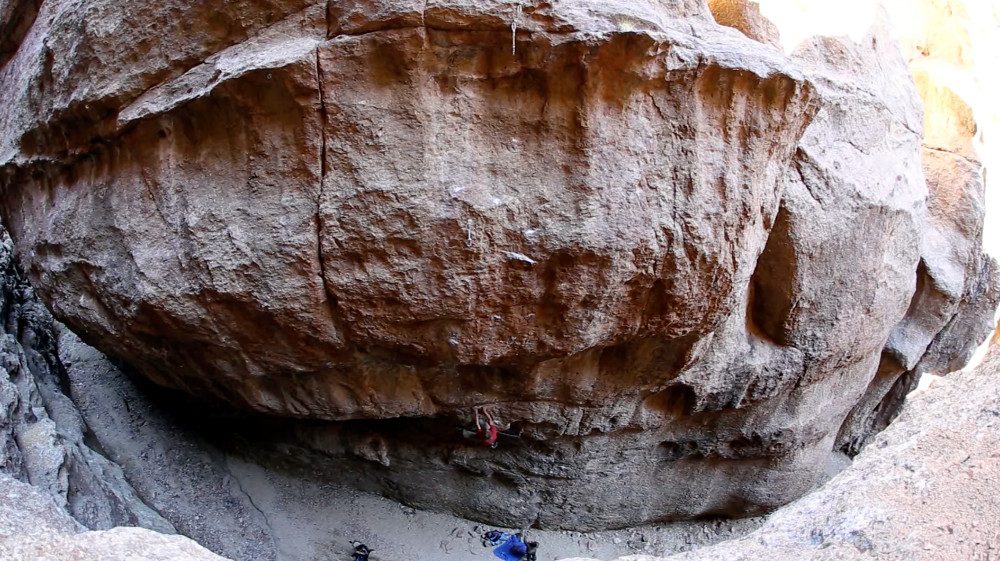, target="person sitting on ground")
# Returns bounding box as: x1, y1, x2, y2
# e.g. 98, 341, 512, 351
473, 405, 499, 448
523, 540, 538, 561
509, 534, 528, 559
350, 541, 372, 561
